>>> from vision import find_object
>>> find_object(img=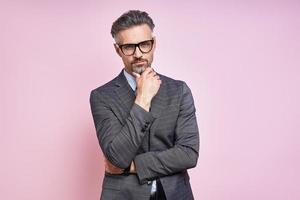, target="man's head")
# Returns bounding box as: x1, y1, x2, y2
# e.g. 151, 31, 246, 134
111, 10, 156, 75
